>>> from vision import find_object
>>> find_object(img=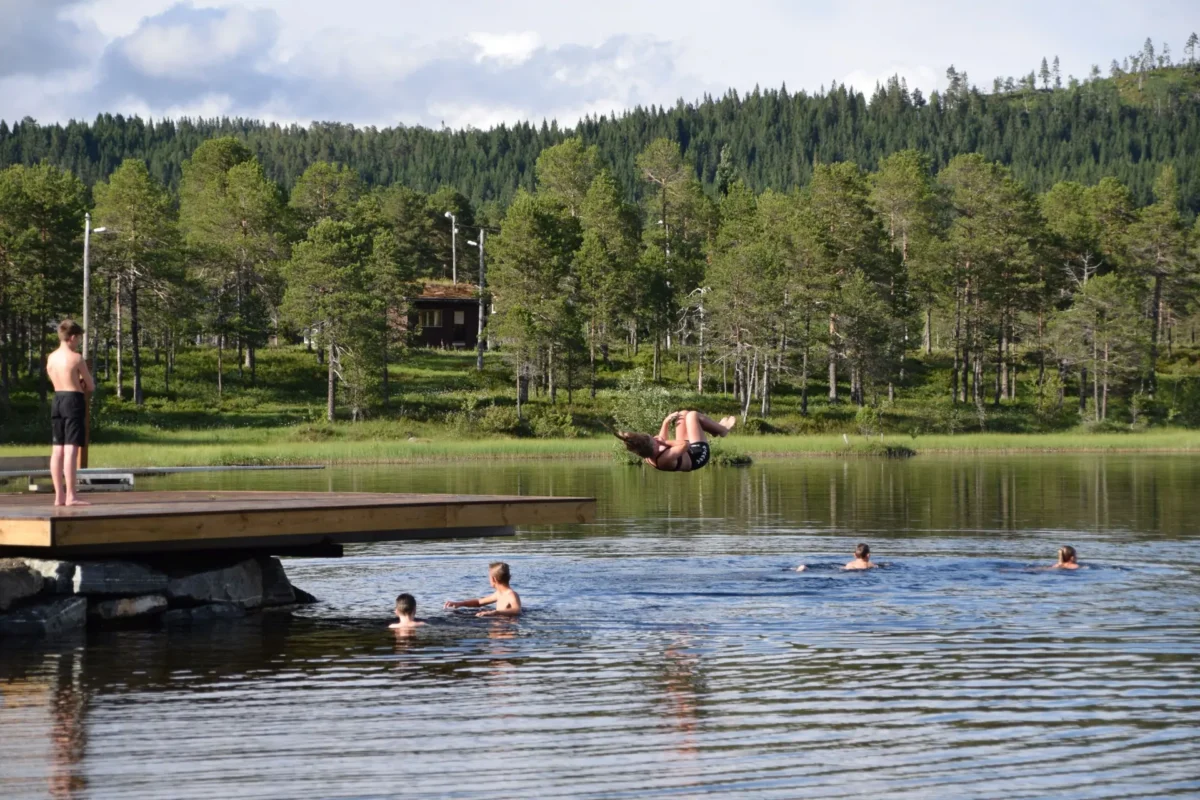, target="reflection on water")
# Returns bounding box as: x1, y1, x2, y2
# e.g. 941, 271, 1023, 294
2, 455, 1200, 798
